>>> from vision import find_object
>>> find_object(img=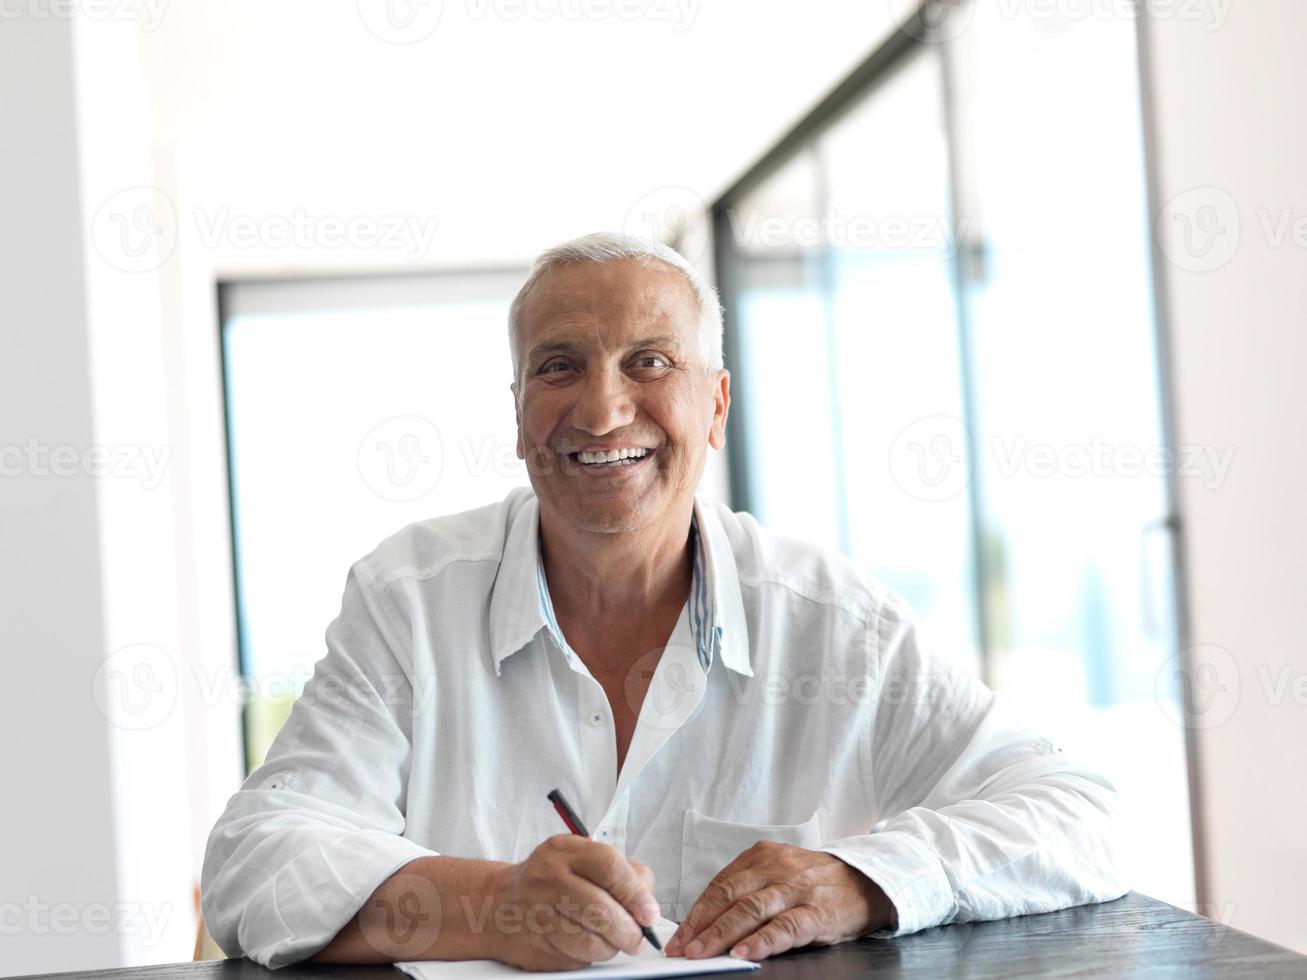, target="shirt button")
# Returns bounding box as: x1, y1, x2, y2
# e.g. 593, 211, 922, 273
590, 711, 602, 725
599, 828, 610, 838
